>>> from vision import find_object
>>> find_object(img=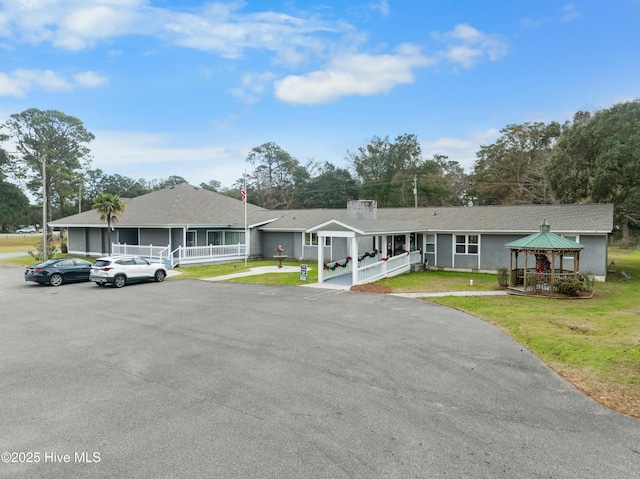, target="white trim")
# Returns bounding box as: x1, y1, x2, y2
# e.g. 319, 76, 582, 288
318, 230, 355, 238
